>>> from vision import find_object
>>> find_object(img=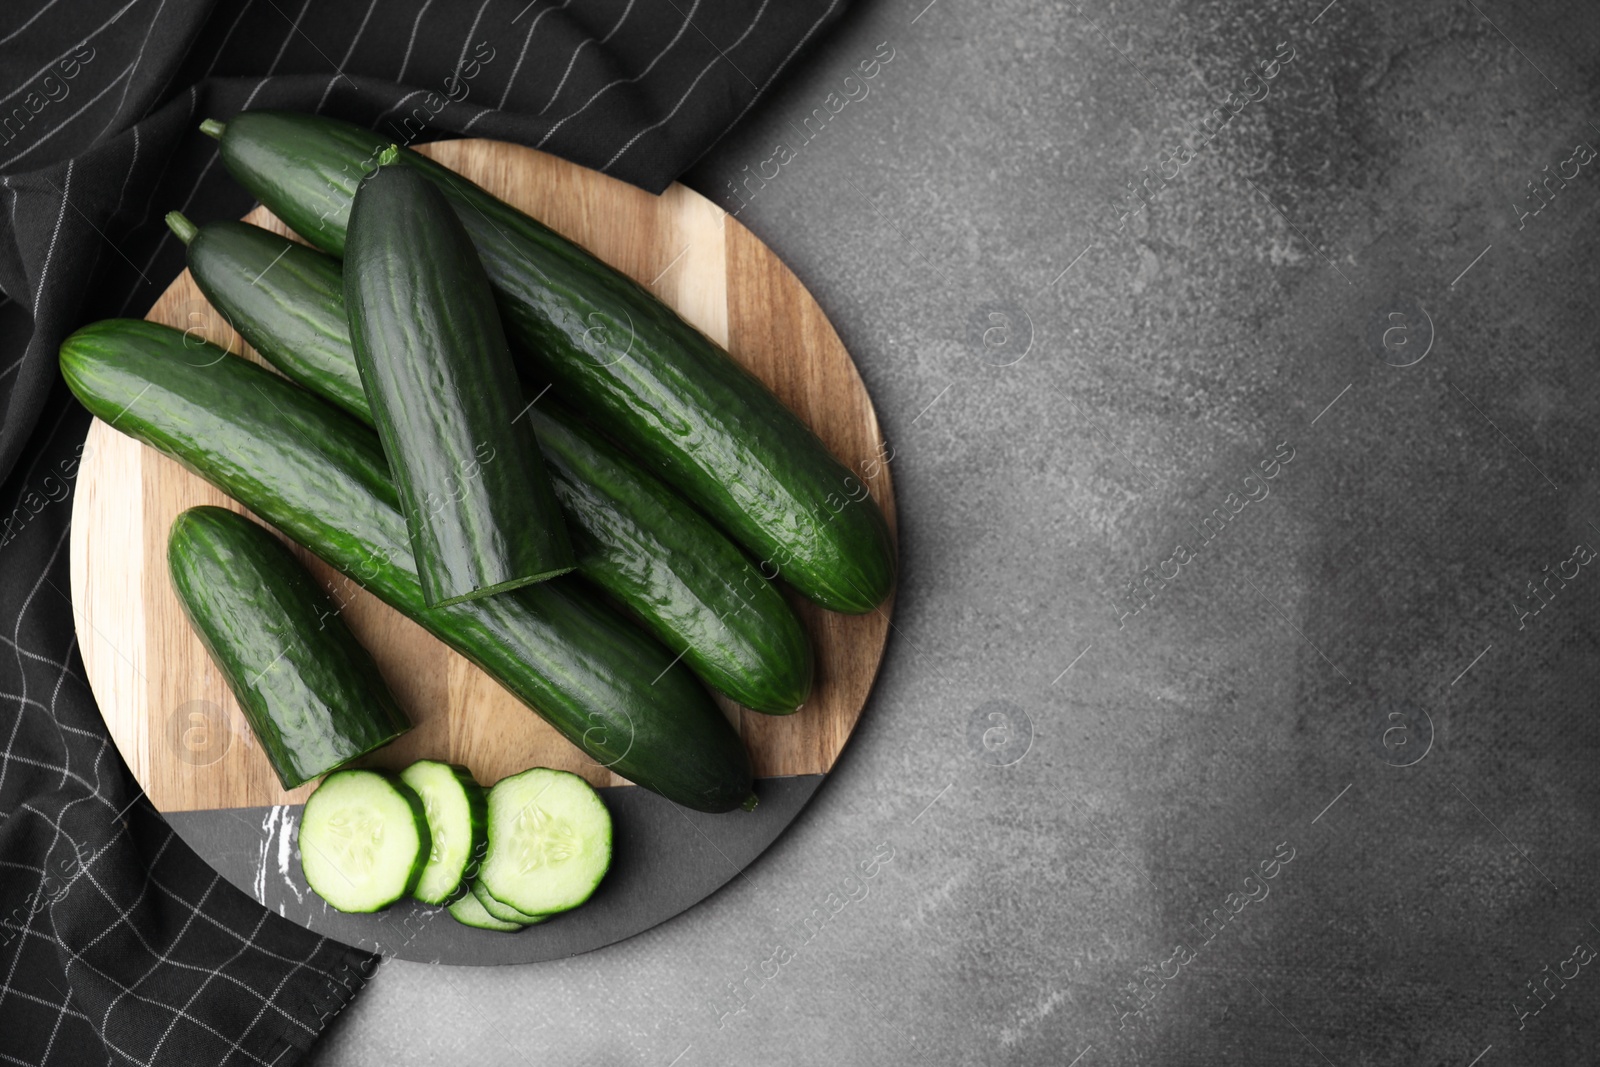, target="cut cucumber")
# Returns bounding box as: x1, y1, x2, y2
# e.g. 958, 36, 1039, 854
479, 768, 611, 916
447, 888, 525, 932
344, 155, 574, 606
470, 879, 546, 925
167, 505, 411, 789
398, 761, 487, 905
299, 770, 429, 913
